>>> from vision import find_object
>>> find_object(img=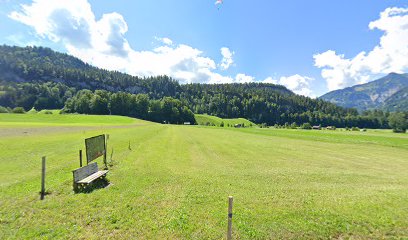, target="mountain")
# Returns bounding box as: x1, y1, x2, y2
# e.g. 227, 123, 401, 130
0, 45, 390, 128
0, 45, 182, 98
320, 73, 408, 112
383, 87, 408, 112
